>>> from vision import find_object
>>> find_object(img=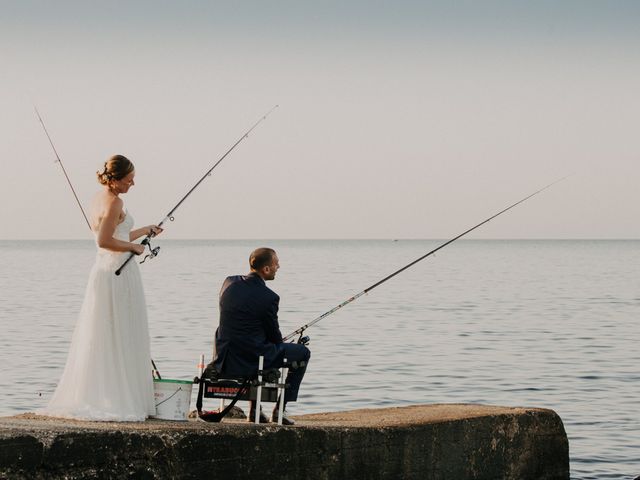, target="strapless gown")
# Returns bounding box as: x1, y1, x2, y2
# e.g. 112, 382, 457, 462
41, 210, 155, 421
